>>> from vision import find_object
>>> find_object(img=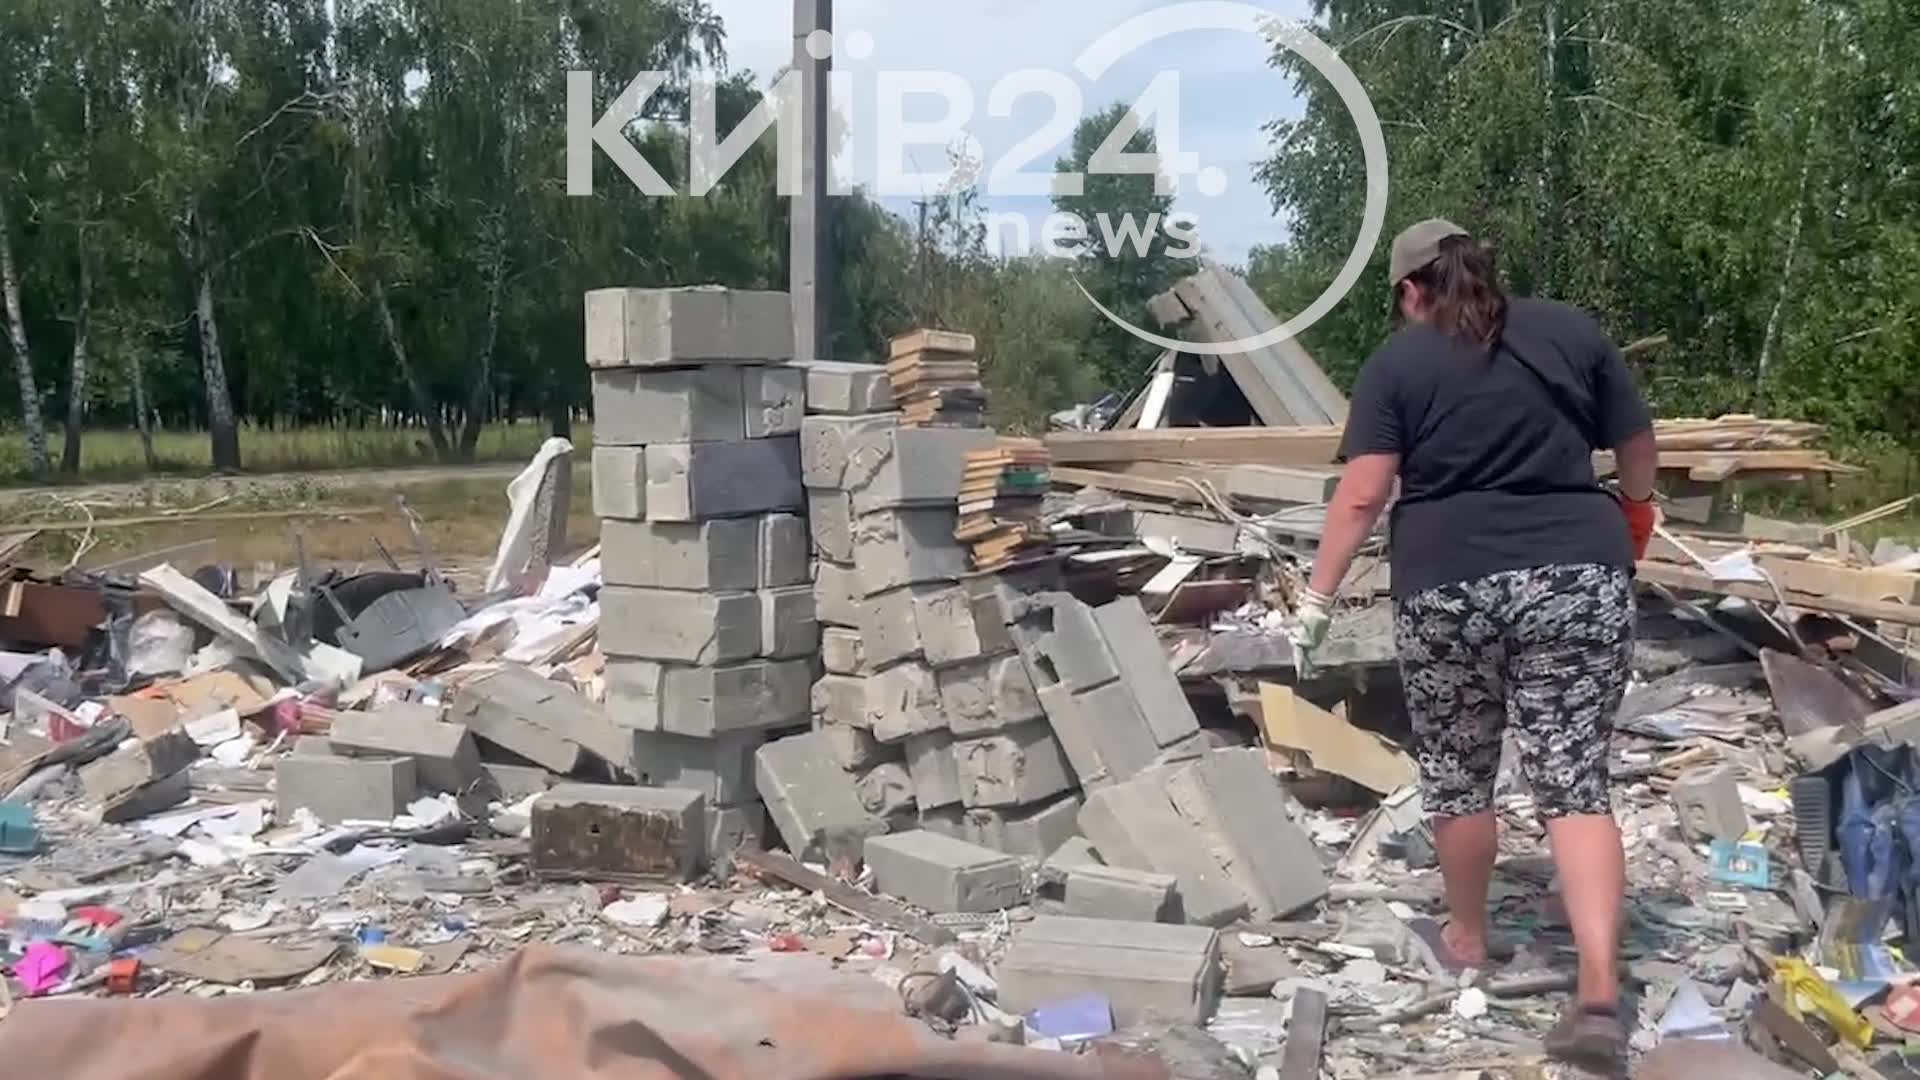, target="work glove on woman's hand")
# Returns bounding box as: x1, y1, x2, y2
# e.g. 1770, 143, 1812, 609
1290, 587, 1336, 654
1620, 495, 1659, 562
